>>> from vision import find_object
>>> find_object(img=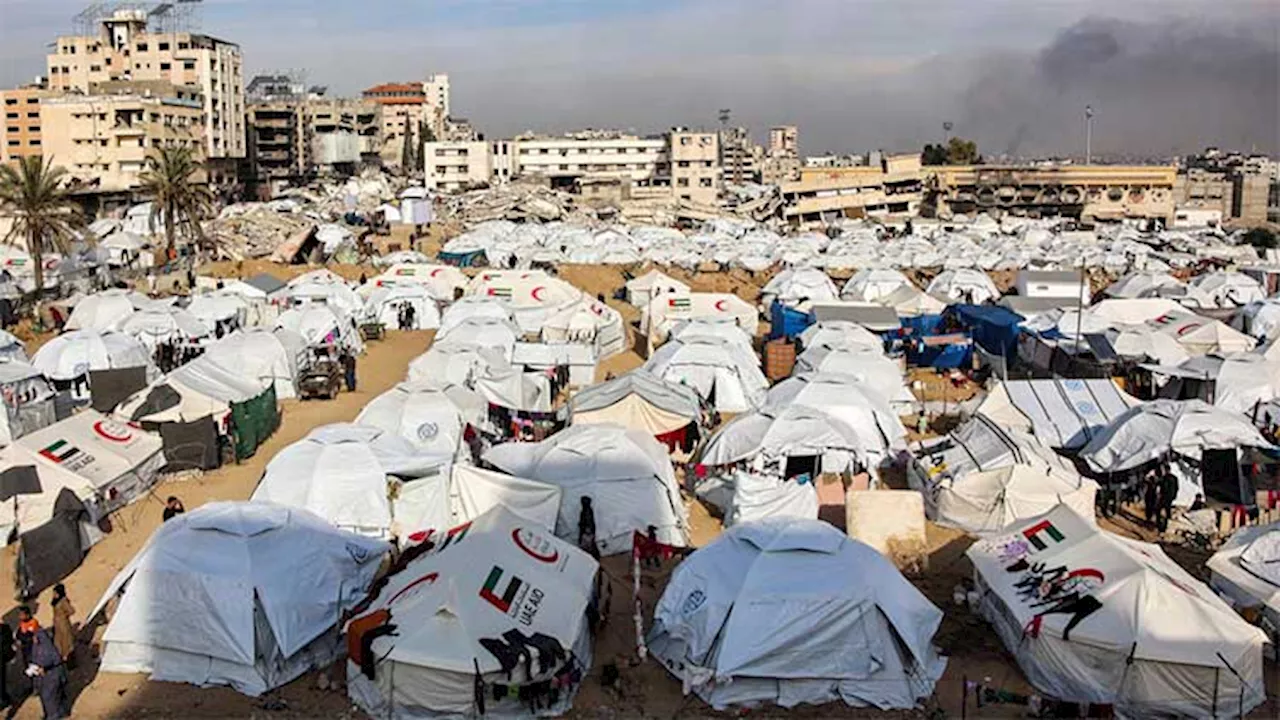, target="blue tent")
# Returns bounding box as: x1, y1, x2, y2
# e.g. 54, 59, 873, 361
945, 304, 1024, 362
769, 301, 813, 340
